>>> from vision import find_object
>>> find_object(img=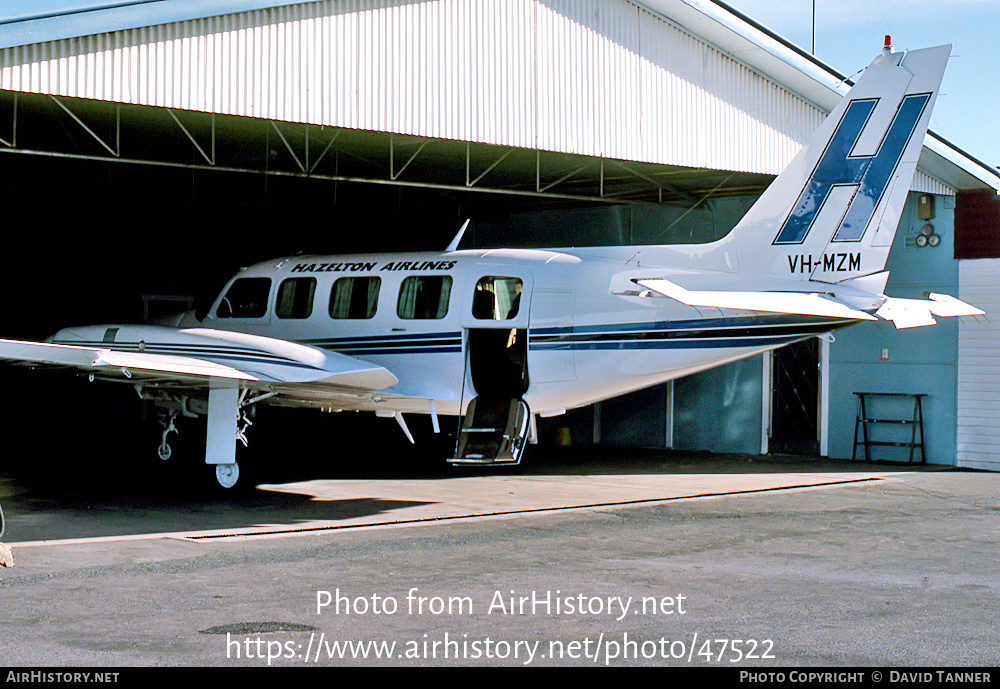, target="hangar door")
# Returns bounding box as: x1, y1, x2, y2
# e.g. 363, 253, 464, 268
957, 259, 1000, 471
769, 338, 820, 455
